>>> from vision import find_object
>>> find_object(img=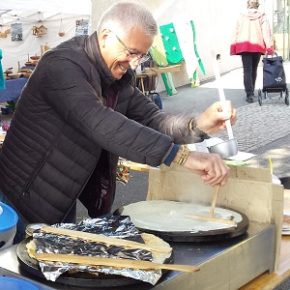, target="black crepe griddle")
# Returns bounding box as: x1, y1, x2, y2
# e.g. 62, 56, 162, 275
116, 206, 249, 243
16, 238, 173, 288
